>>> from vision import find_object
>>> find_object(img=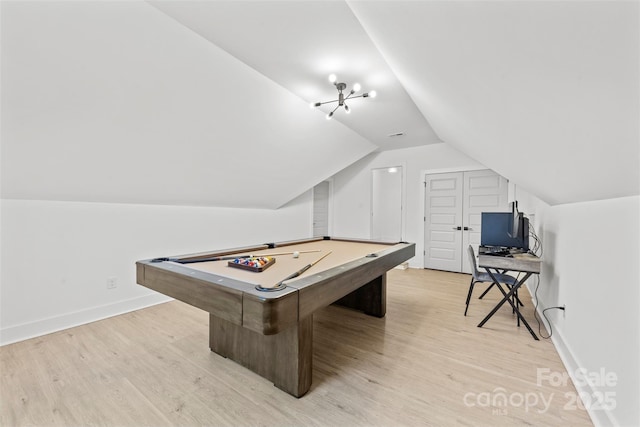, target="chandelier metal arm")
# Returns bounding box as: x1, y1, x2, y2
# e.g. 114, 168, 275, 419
345, 93, 365, 101
314, 99, 341, 107
313, 75, 375, 119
